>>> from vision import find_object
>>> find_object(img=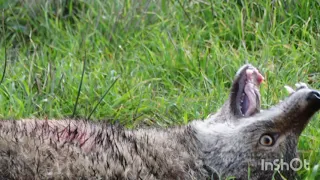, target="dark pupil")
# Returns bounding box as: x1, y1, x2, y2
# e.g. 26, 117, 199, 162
264, 137, 271, 145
